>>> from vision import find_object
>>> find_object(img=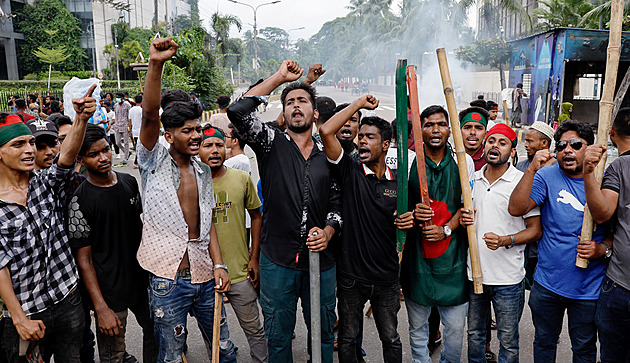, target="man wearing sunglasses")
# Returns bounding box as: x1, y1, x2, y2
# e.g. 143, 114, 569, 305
508, 120, 608, 362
